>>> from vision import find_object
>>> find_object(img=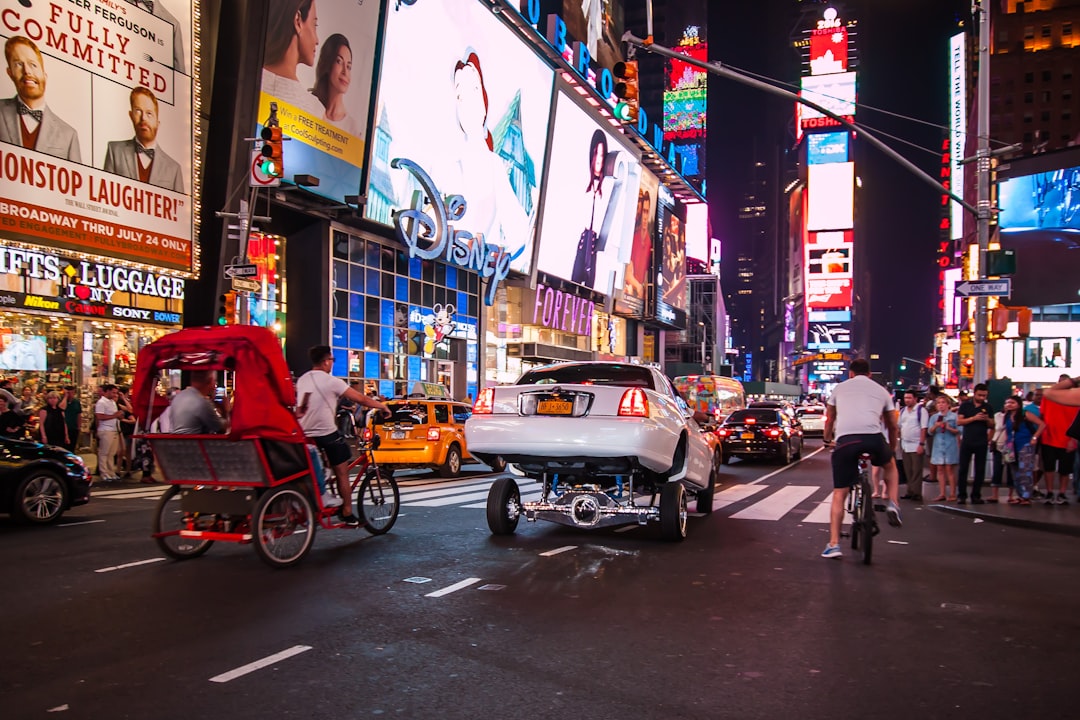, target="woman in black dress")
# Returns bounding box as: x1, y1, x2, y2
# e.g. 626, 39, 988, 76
38, 391, 69, 447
